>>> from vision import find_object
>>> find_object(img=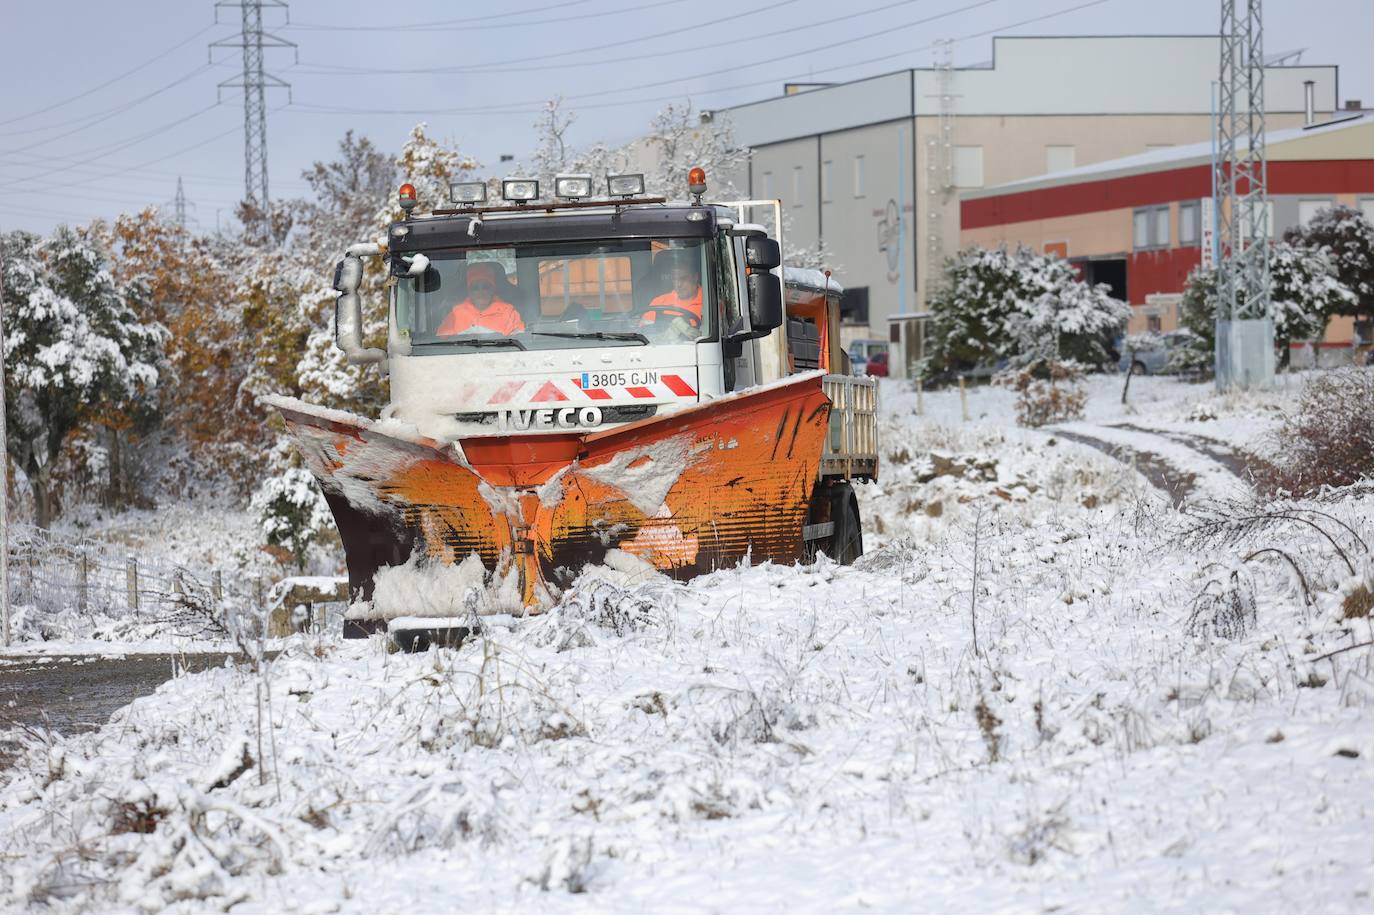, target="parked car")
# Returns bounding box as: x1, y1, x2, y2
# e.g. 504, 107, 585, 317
1120, 331, 1191, 375
847, 339, 888, 377
865, 351, 890, 377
